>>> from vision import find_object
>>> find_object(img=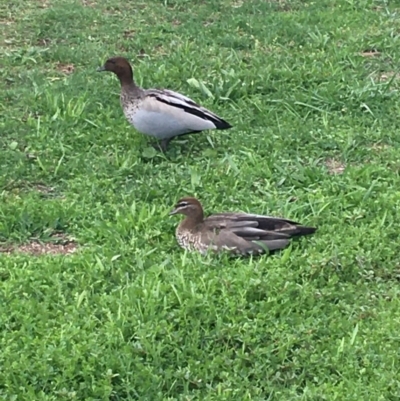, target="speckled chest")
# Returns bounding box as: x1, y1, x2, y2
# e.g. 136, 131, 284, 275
120, 96, 140, 126
175, 228, 208, 254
